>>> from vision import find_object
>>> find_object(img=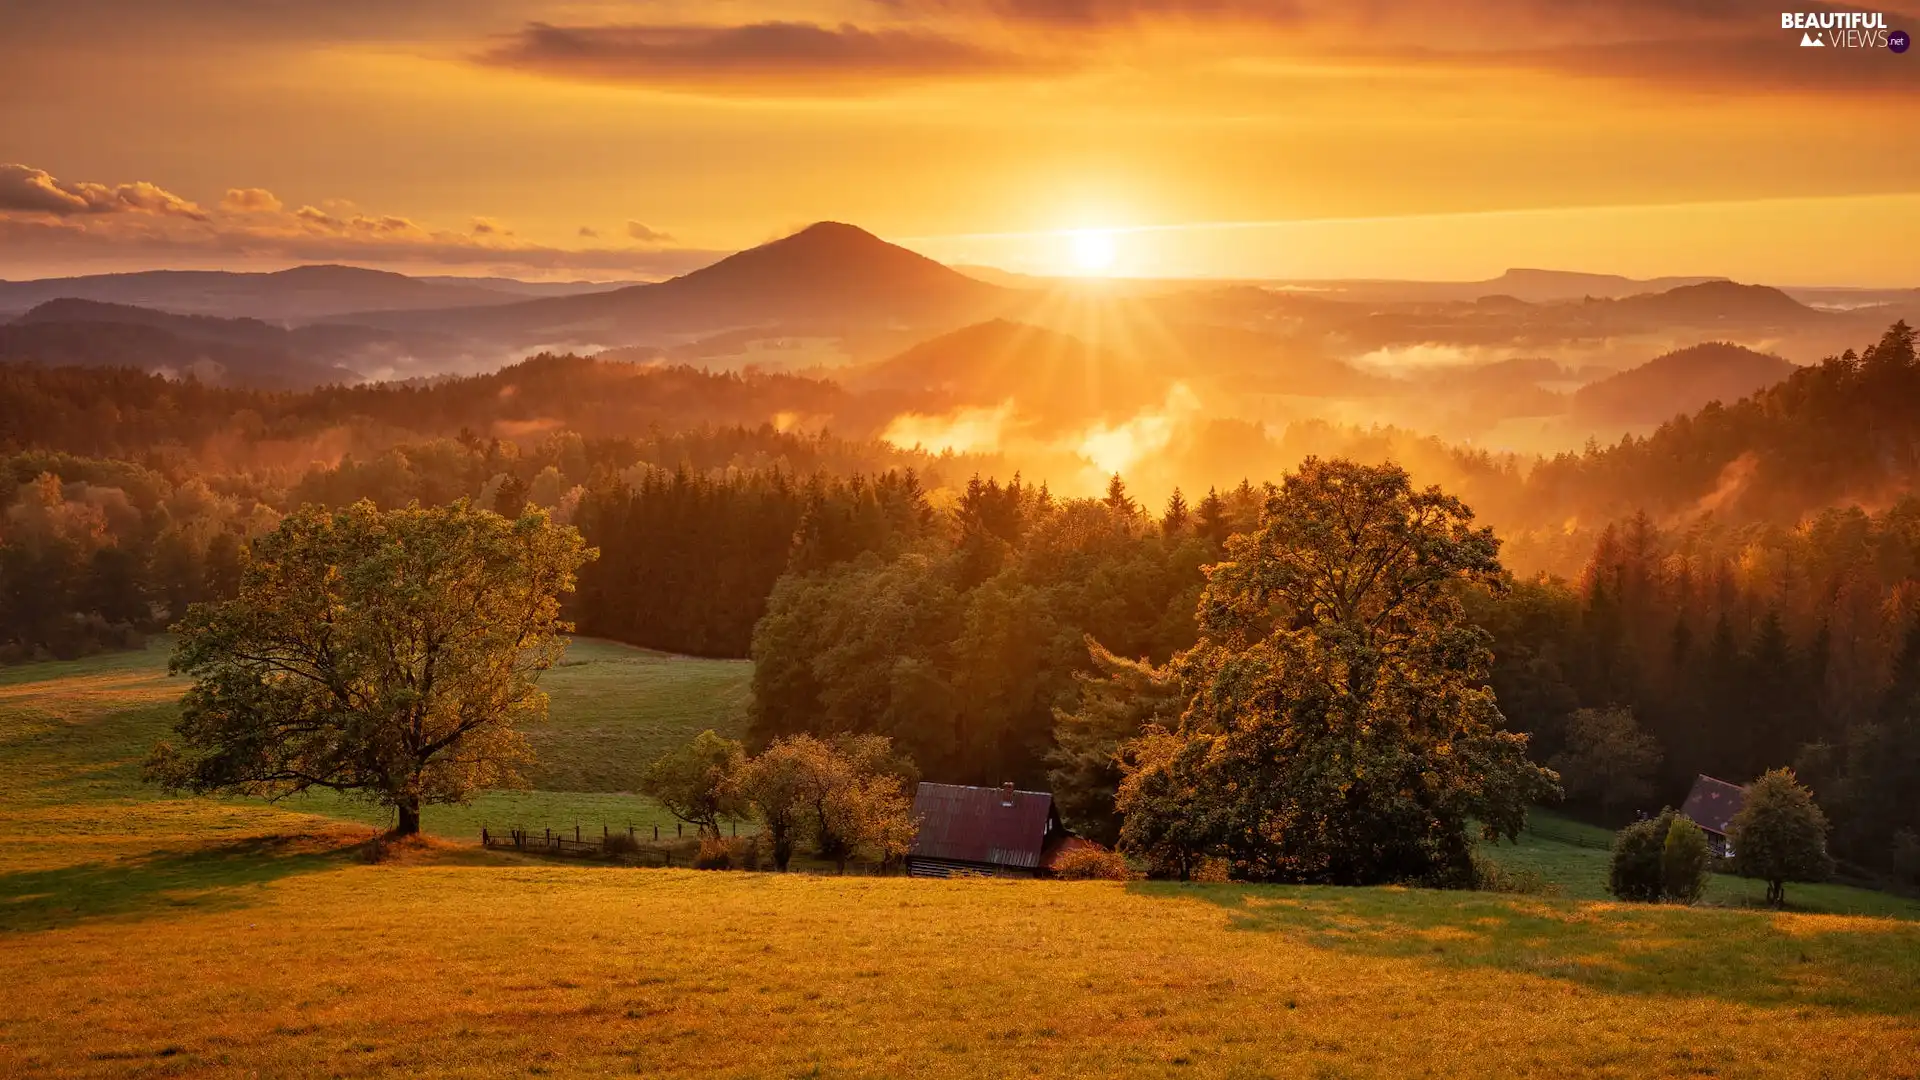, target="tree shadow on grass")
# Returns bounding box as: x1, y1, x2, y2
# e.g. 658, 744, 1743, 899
1130, 881, 1920, 1018
0, 833, 363, 933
